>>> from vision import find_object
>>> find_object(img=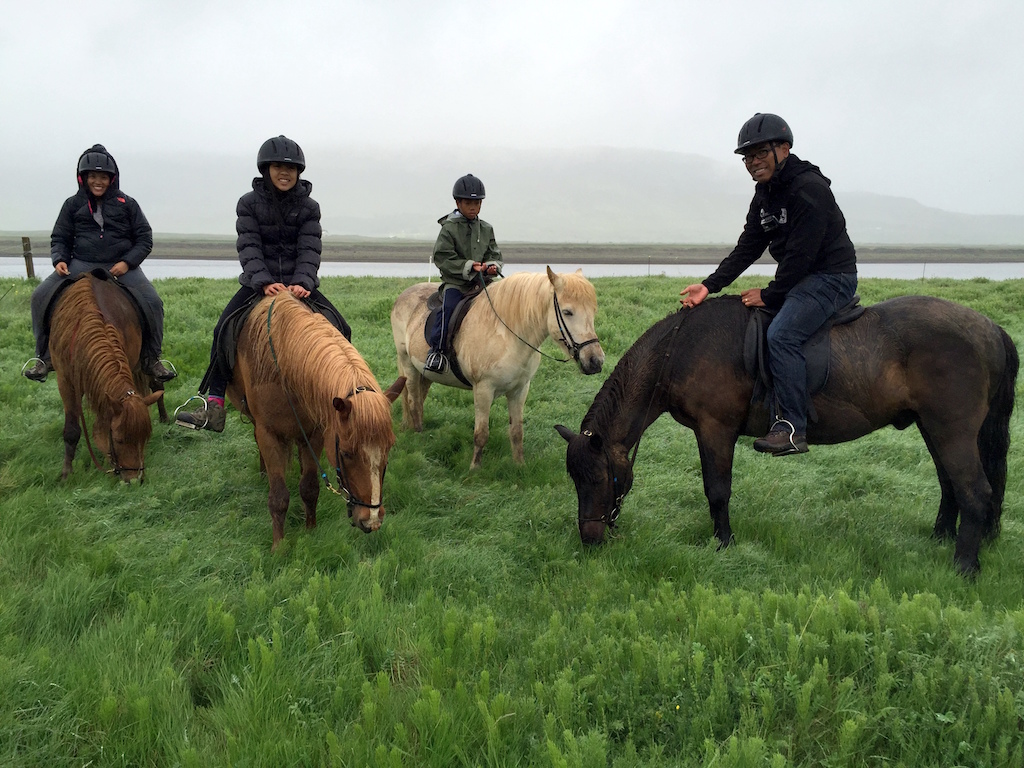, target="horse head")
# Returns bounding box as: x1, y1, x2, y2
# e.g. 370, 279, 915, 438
546, 267, 605, 375
555, 424, 634, 544
99, 390, 163, 483
329, 377, 406, 533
